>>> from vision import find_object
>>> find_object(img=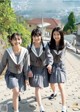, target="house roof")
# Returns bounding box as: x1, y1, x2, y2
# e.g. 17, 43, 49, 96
27, 18, 61, 29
